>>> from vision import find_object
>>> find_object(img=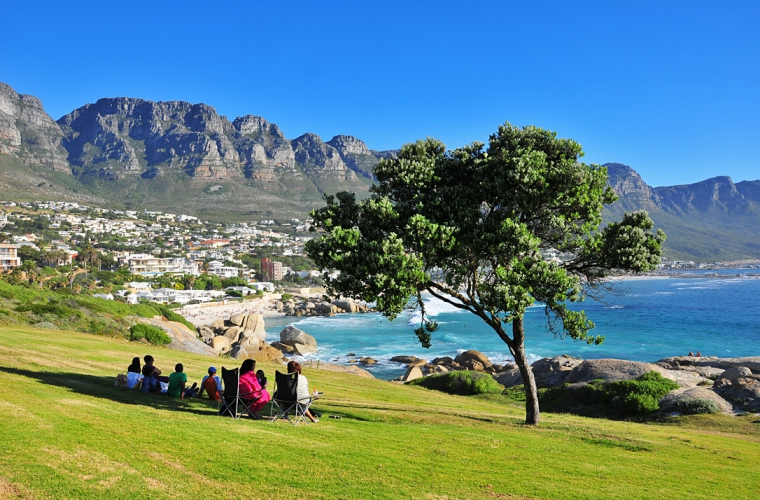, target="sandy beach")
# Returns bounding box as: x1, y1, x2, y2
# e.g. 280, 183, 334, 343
179, 296, 285, 327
